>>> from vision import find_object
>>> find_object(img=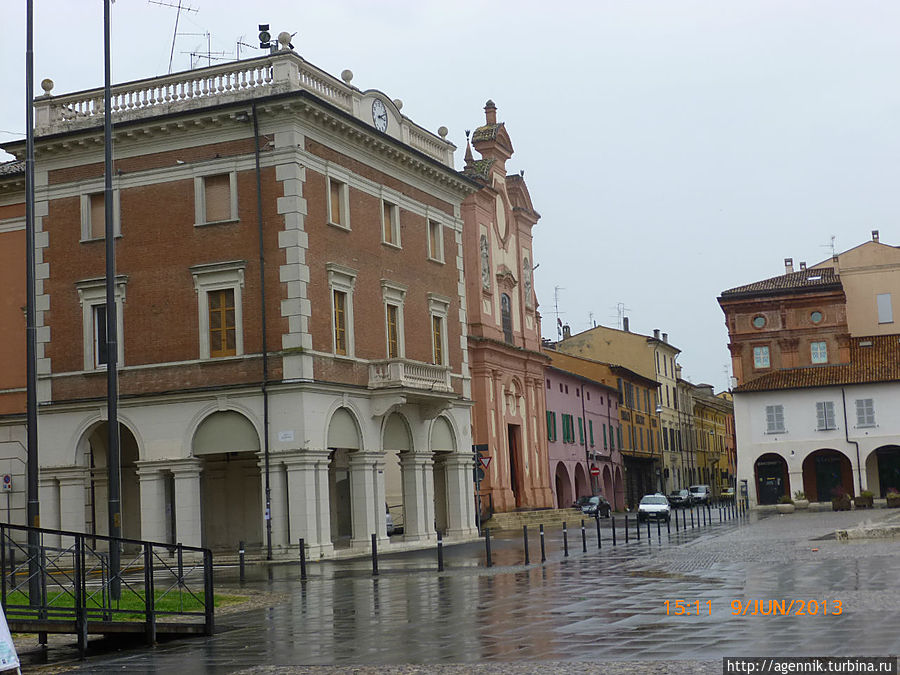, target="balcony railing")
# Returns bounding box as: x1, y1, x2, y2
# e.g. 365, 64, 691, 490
33, 52, 454, 167
368, 359, 452, 393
